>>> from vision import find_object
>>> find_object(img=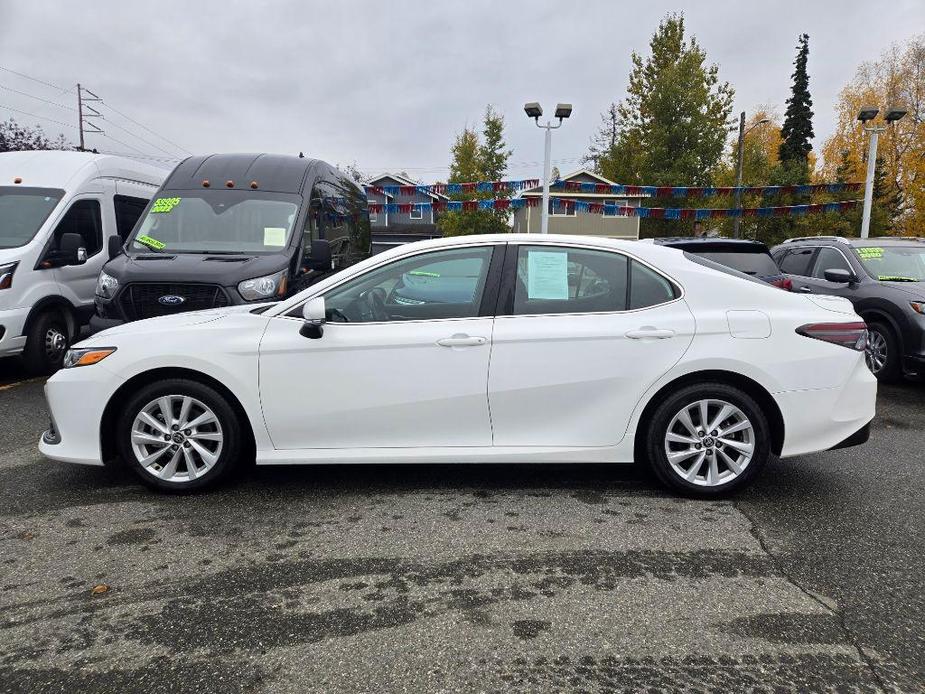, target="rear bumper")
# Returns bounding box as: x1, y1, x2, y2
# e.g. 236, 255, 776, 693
828, 421, 871, 450
775, 355, 877, 458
